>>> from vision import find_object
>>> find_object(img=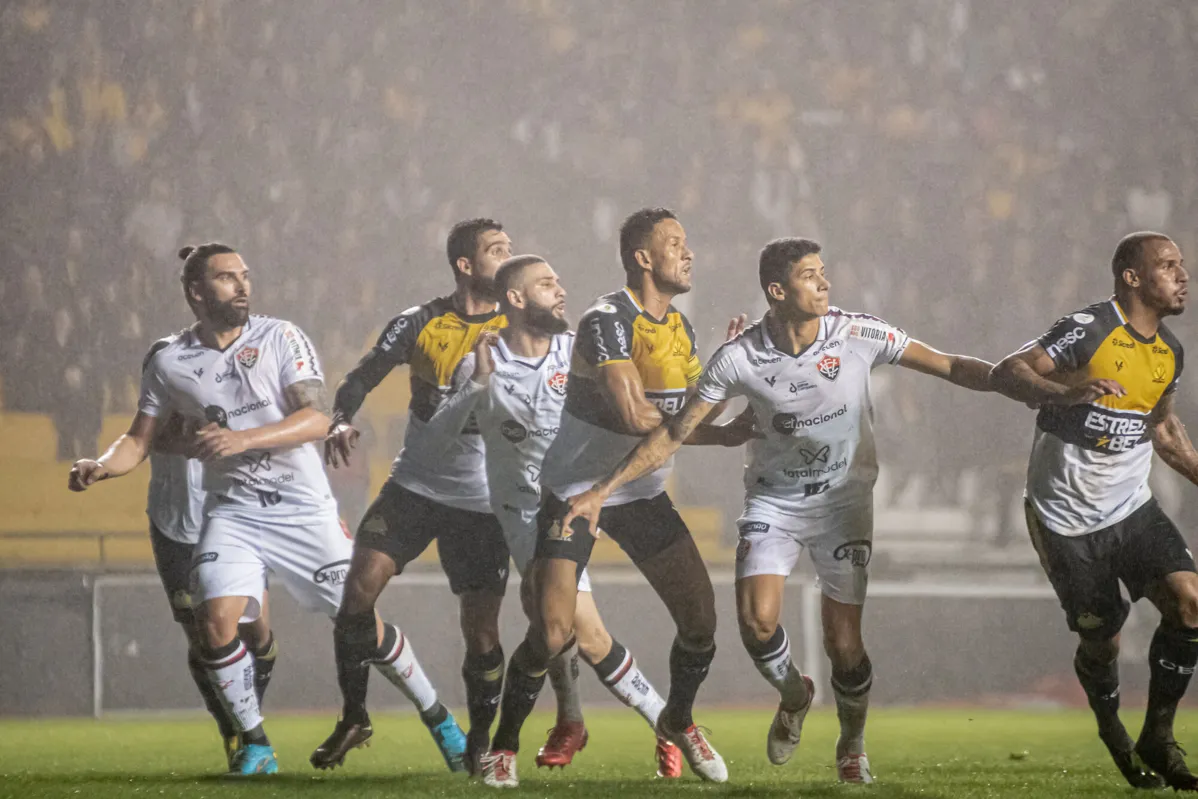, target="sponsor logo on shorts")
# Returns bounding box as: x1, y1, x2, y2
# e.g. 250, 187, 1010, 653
360, 513, 388, 535
832, 539, 872, 568
1074, 612, 1104, 631
195, 552, 219, 565
545, 519, 573, 542
735, 538, 752, 562
739, 521, 770, 534
170, 589, 193, 611
236, 347, 259, 369
816, 354, 840, 381
313, 559, 352, 585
